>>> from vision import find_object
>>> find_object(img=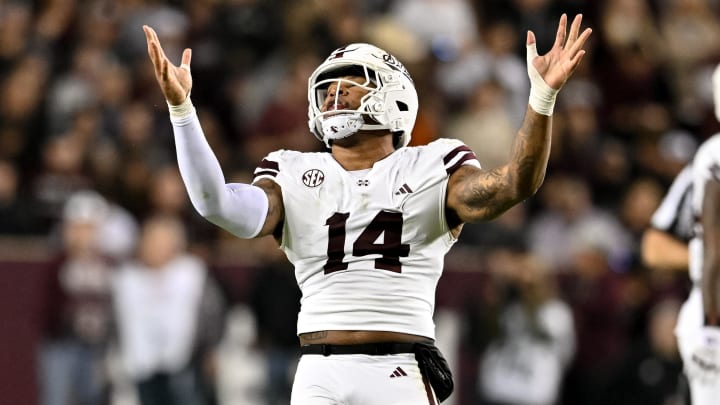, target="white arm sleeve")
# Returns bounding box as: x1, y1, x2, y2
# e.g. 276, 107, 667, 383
170, 98, 269, 238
